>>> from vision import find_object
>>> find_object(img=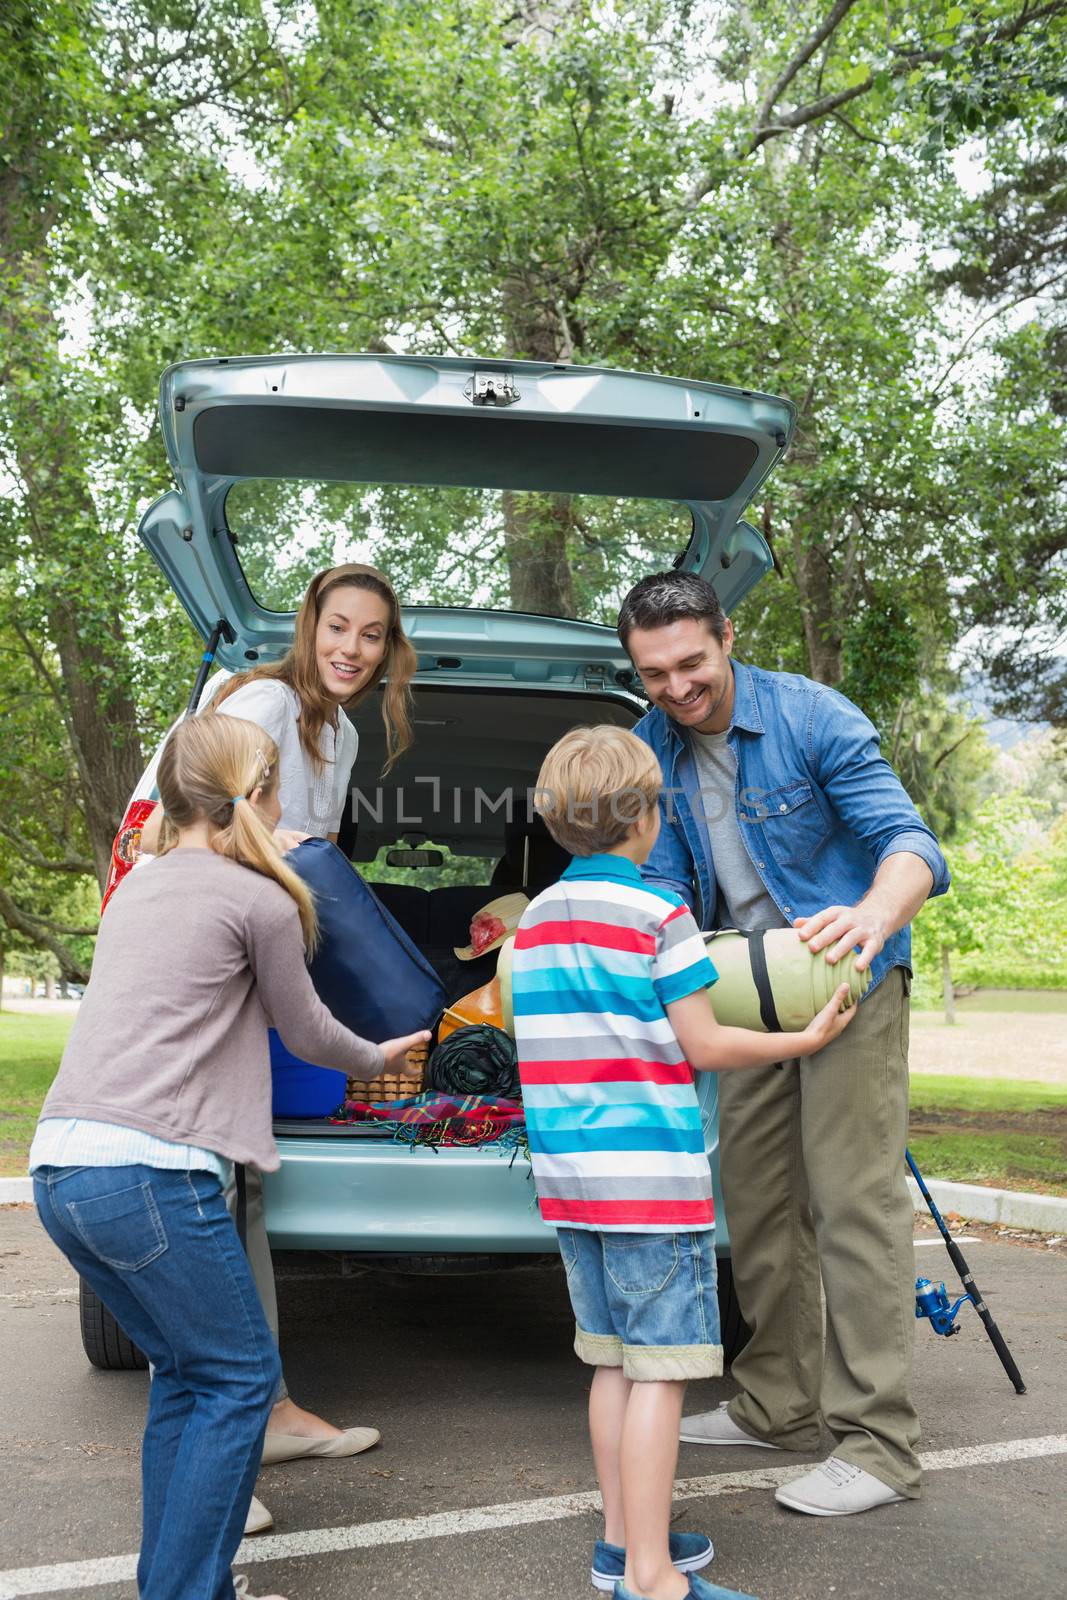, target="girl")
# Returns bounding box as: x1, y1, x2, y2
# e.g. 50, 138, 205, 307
136, 561, 417, 1478
31, 715, 429, 1600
